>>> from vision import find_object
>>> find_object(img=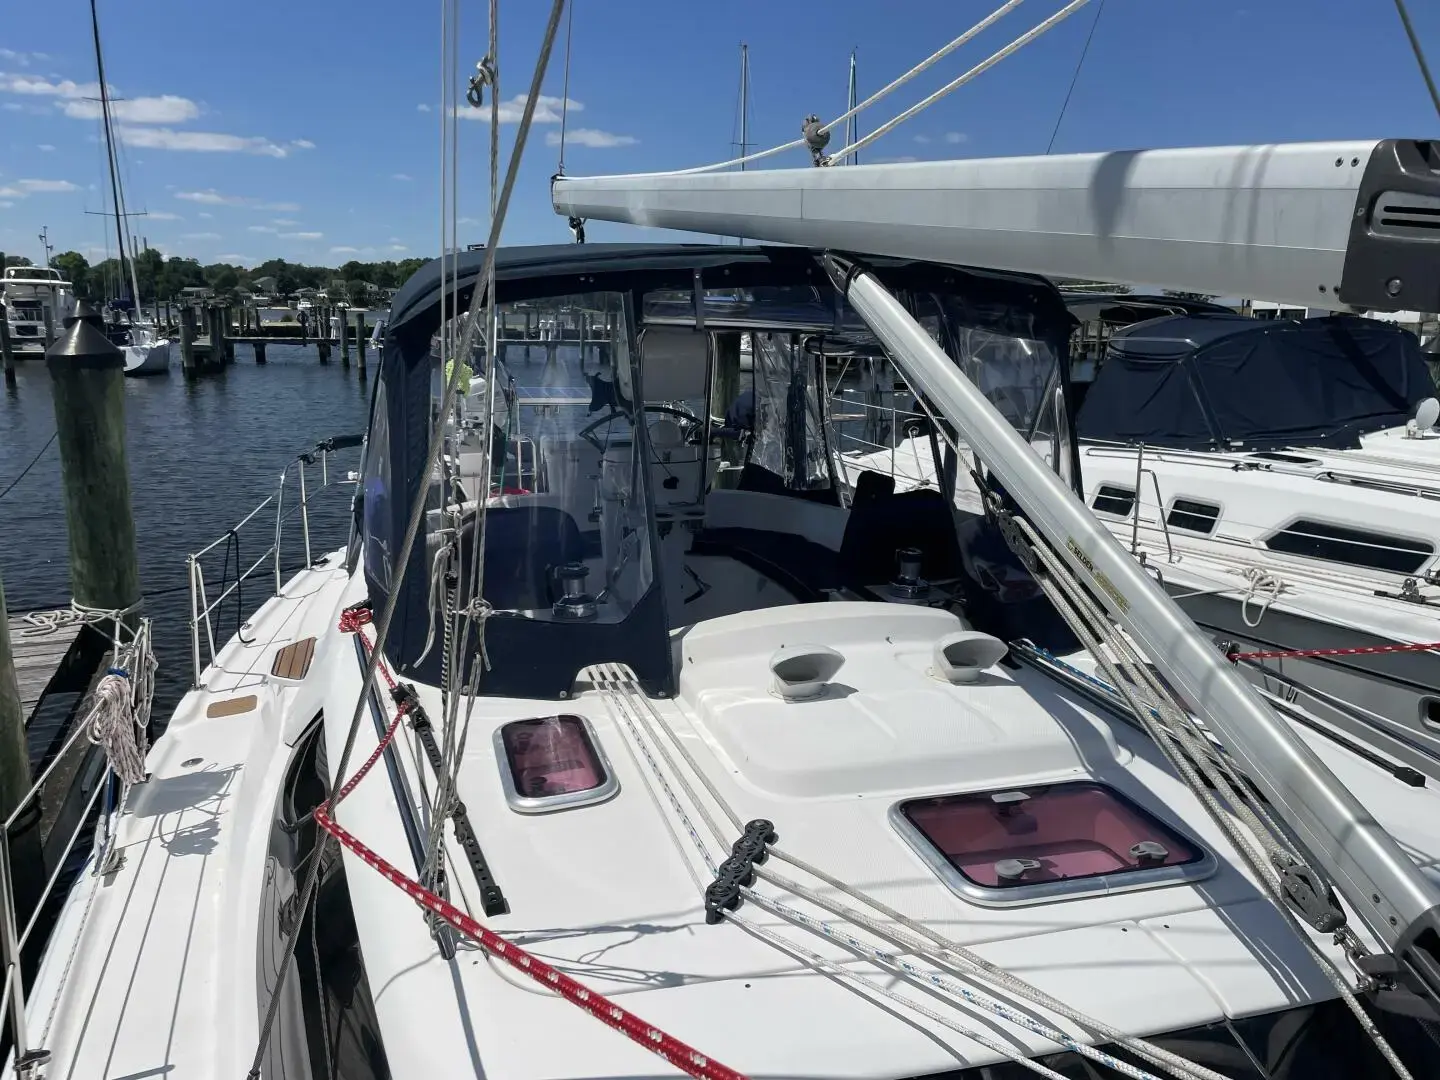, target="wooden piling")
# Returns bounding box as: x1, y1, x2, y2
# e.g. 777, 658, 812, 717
219, 305, 233, 365
253, 340, 267, 365
179, 305, 197, 378
317, 339, 330, 364
338, 308, 350, 366
354, 312, 366, 373
0, 303, 15, 389
45, 304, 142, 624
